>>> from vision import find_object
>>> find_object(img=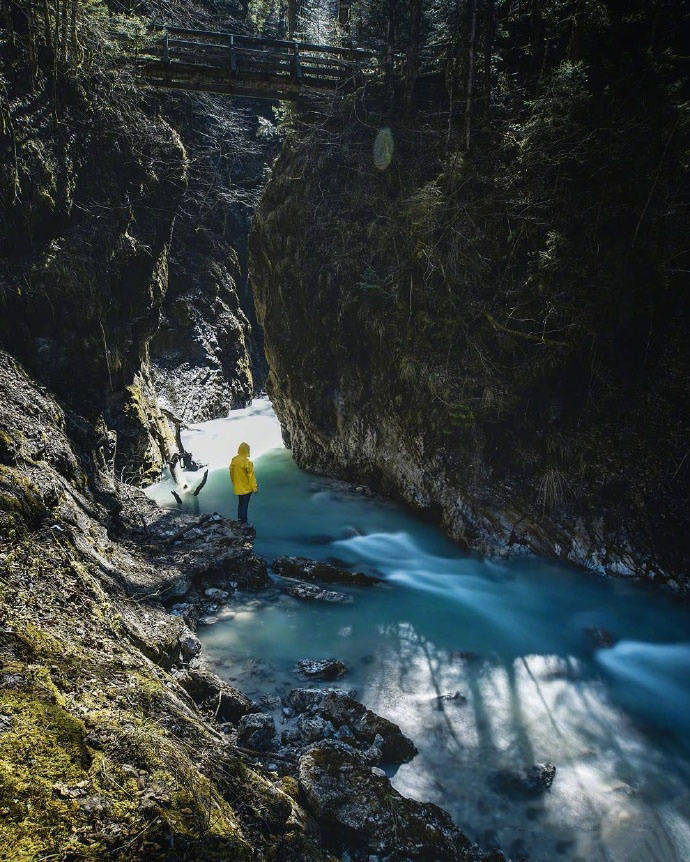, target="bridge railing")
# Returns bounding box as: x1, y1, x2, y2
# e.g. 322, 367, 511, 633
137, 24, 391, 92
